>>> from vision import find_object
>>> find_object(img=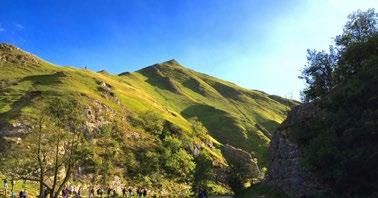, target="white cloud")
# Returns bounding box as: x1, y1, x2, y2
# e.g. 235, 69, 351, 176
15, 23, 24, 29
